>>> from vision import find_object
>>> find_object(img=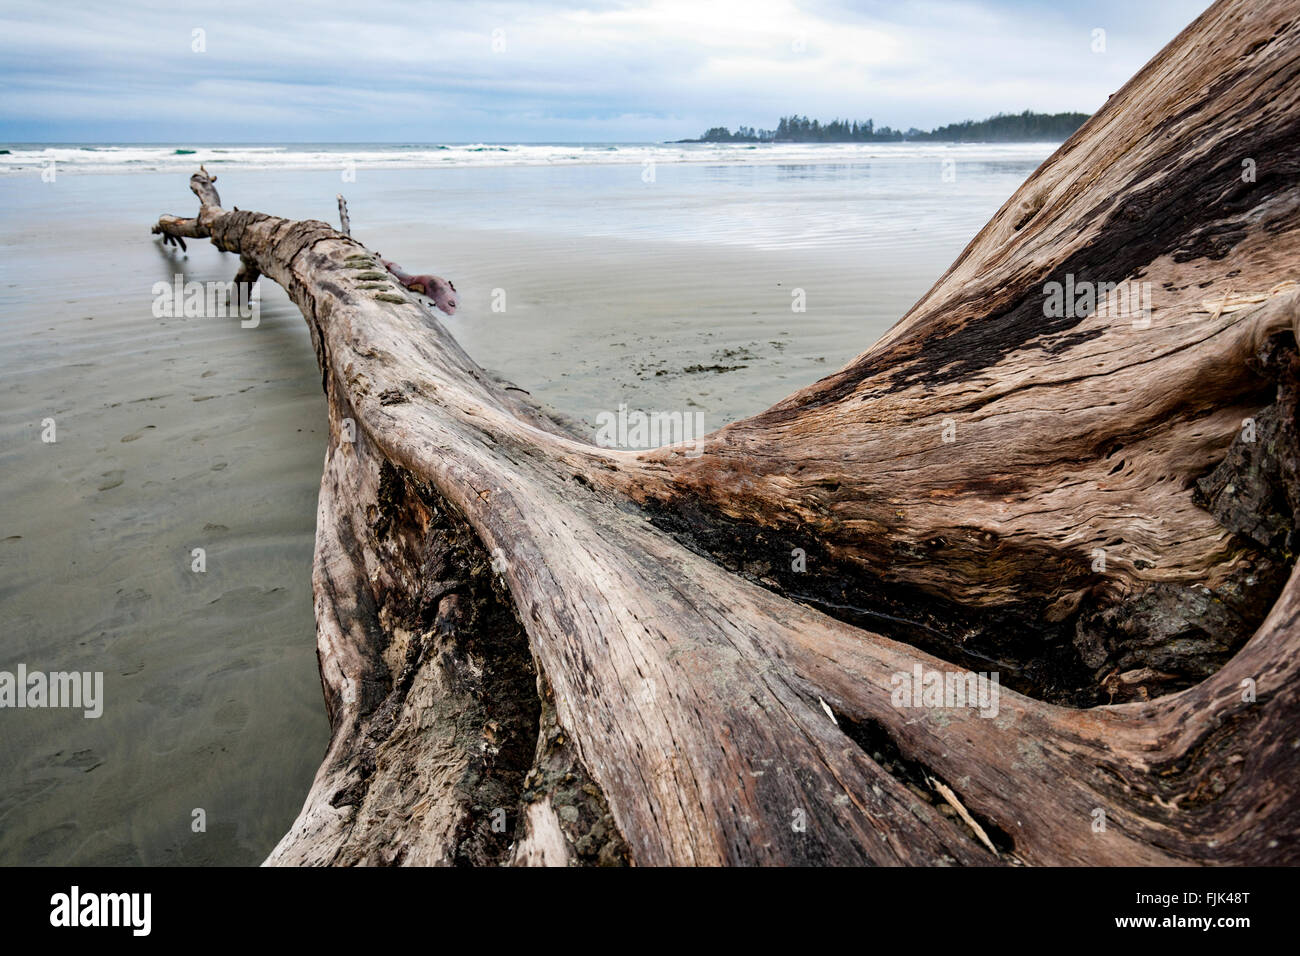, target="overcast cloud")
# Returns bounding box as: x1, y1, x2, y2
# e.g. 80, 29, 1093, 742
0, 0, 1215, 142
